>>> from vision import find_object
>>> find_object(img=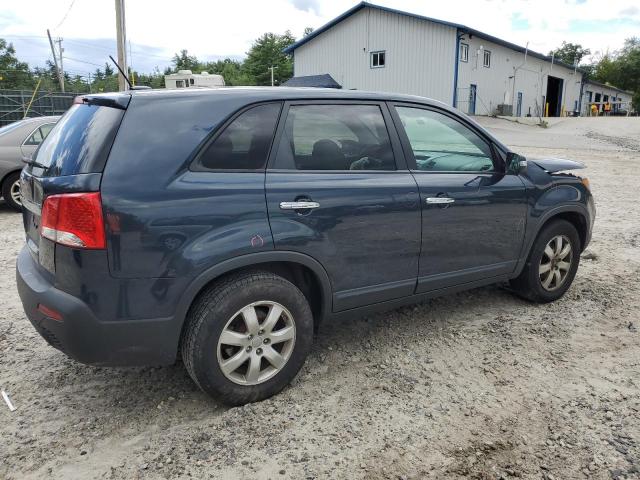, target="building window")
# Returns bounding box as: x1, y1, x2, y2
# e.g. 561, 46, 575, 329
483, 50, 491, 68
459, 43, 469, 62
370, 51, 385, 68
189, 78, 195, 85
175, 80, 185, 88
